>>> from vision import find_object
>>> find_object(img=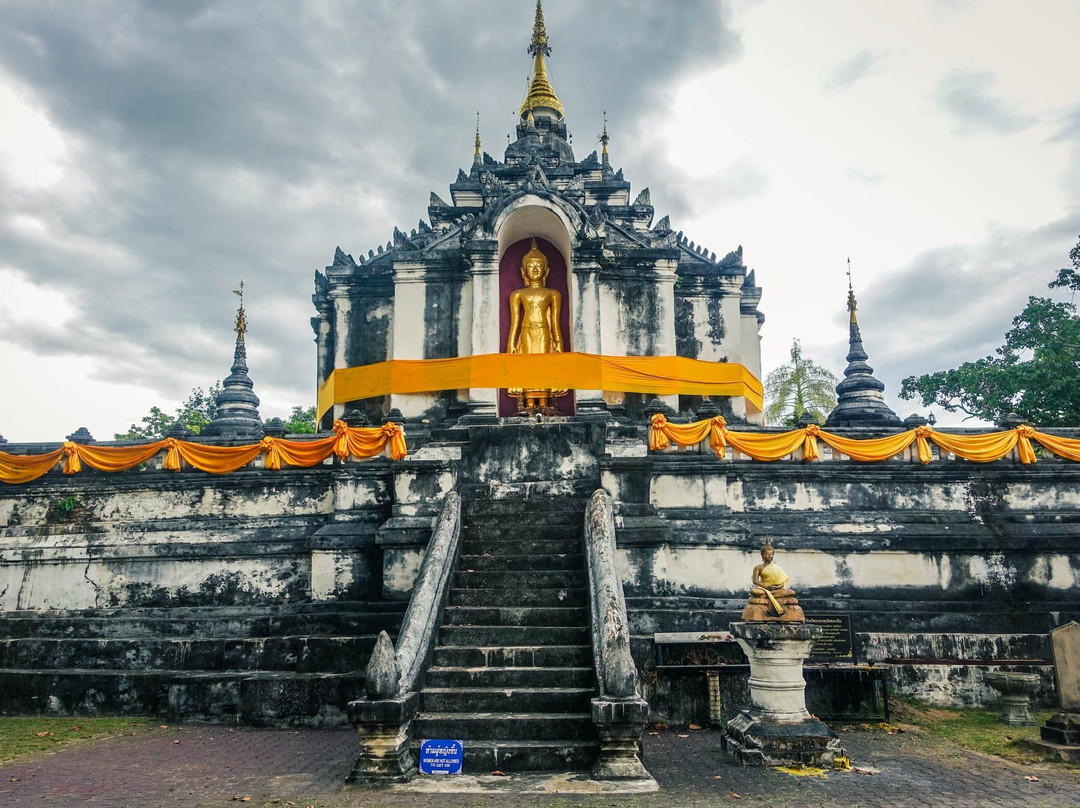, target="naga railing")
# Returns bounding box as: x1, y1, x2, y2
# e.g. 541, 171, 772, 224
584, 488, 652, 781
347, 490, 461, 782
